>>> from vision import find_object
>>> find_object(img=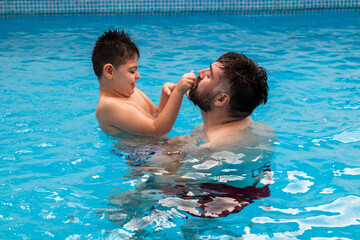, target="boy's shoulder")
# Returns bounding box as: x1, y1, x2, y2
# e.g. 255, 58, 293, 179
96, 89, 154, 121
96, 94, 133, 115
95, 88, 157, 134
95, 95, 137, 133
